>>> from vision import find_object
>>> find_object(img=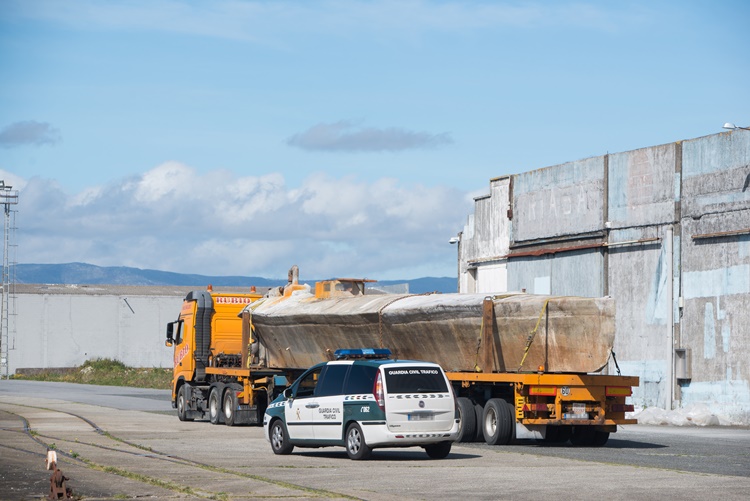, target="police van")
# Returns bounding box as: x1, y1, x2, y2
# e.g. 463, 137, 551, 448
263, 348, 460, 460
